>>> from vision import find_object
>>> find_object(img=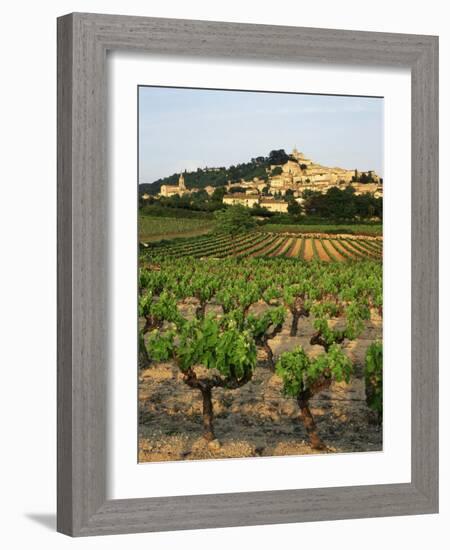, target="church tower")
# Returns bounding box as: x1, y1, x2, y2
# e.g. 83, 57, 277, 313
291, 148, 304, 161
178, 173, 186, 190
